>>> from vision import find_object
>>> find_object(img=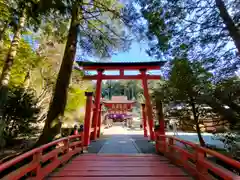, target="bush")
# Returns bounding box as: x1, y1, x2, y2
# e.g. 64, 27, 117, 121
214, 132, 240, 158
1, 86, 41, 145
